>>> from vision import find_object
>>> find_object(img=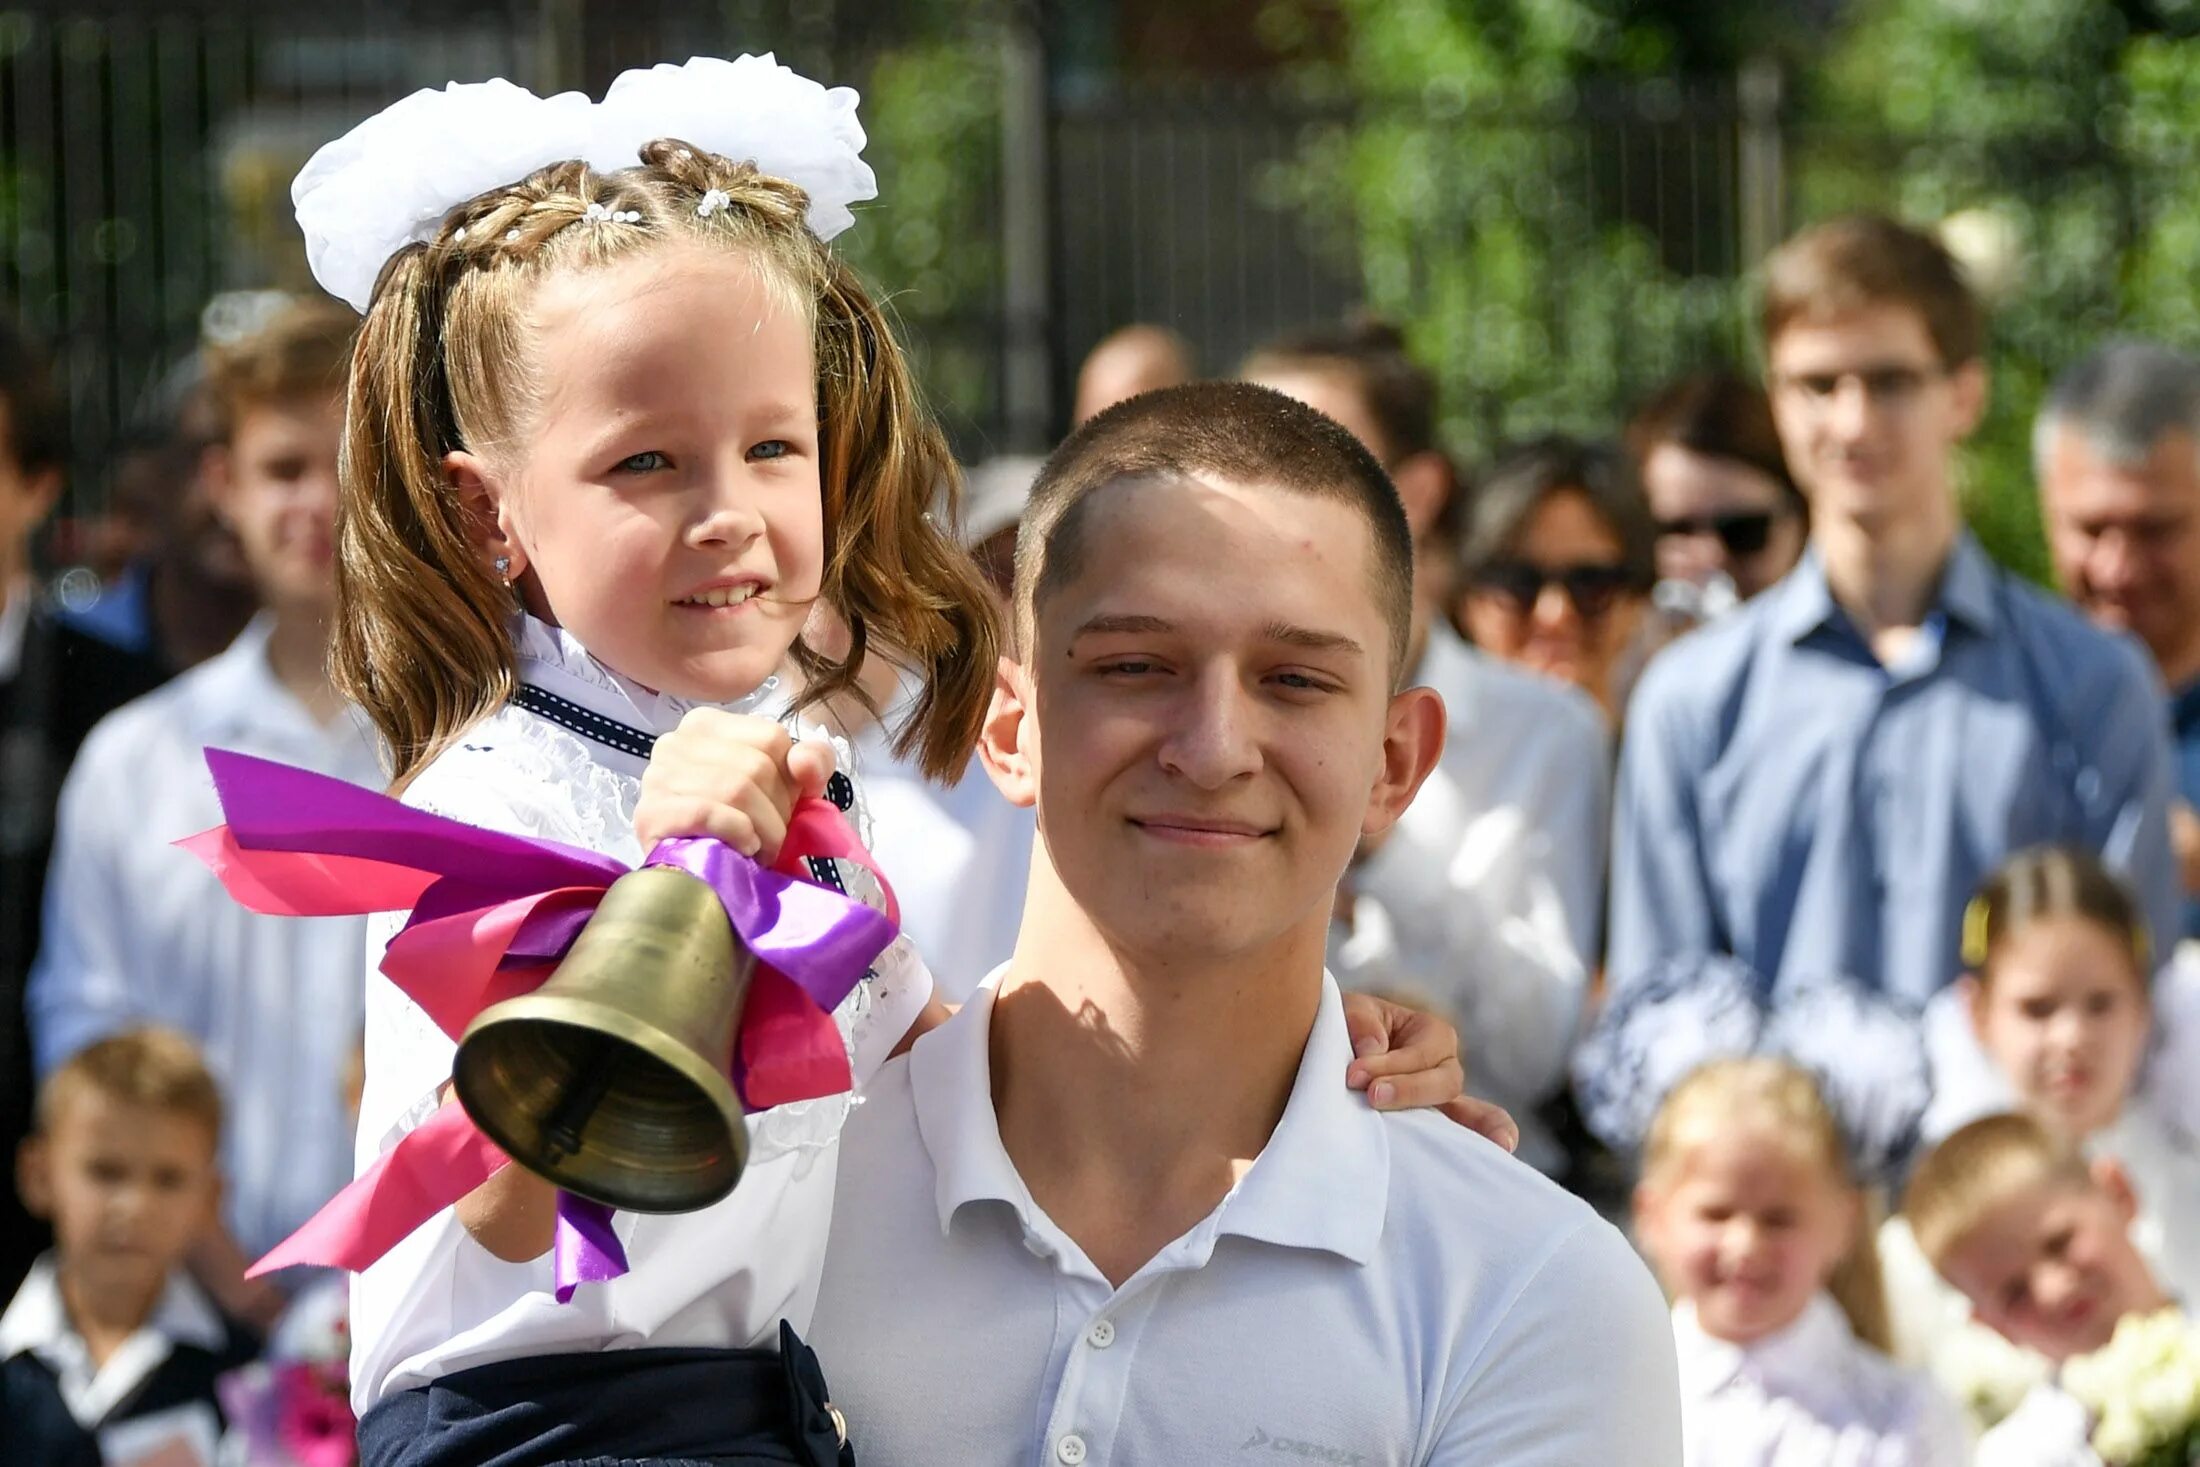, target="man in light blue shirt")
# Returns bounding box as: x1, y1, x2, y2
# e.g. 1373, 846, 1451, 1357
1608, 217, 2176, 1050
